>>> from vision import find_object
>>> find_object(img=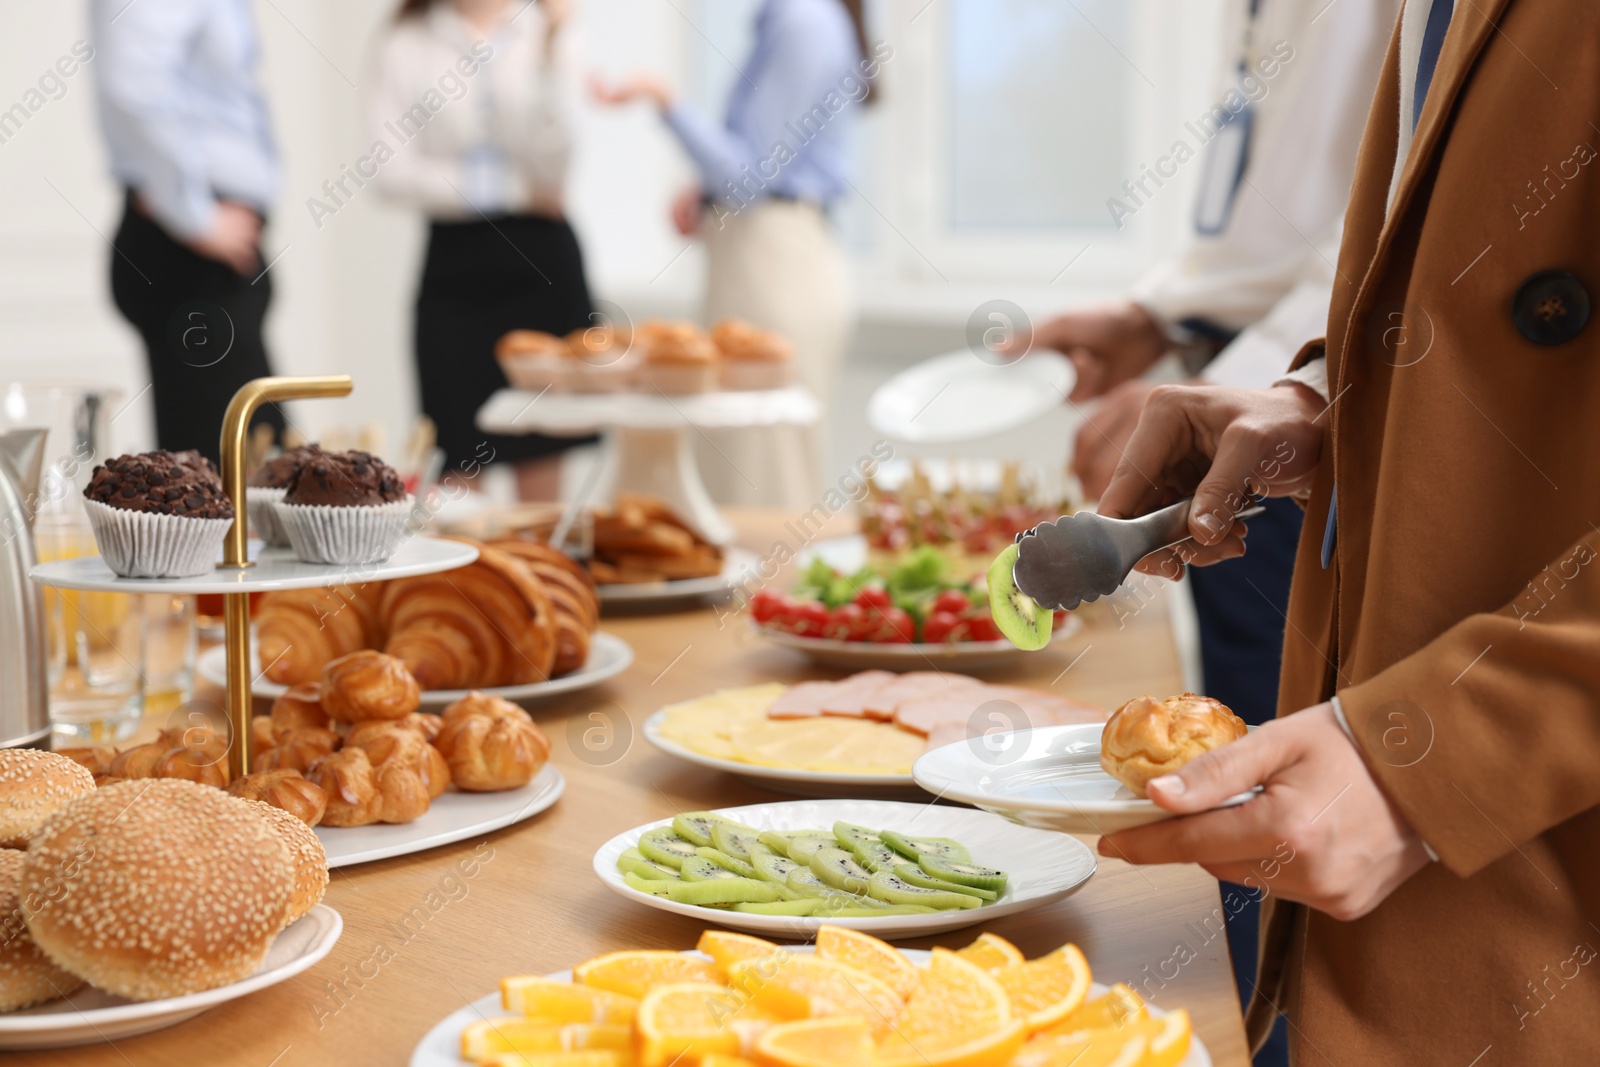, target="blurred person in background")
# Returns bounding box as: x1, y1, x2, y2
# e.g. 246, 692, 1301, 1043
593, 0, 883, 506
370, 0, 591, 499
1017, 2, 1399, 1063
91, 0, 286, 465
